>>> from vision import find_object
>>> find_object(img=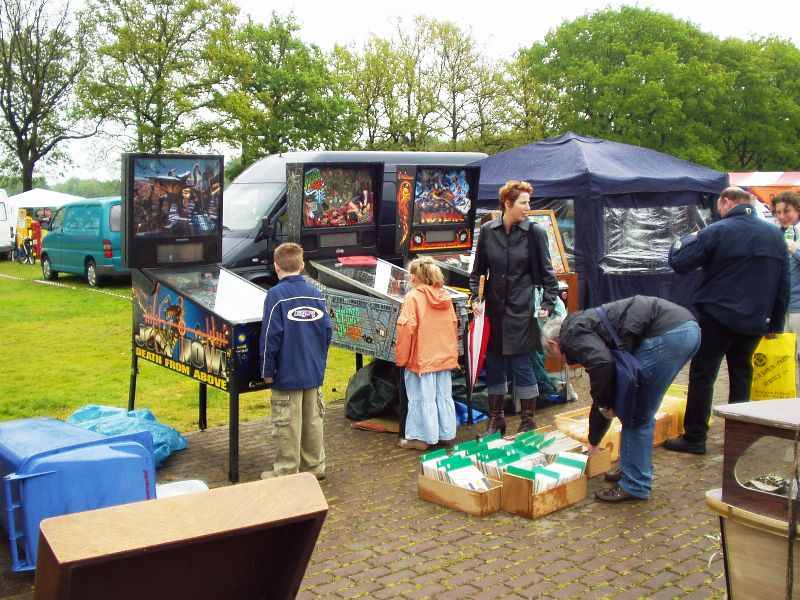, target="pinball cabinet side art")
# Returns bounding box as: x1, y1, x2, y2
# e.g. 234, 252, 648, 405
123, 153, 268, 483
